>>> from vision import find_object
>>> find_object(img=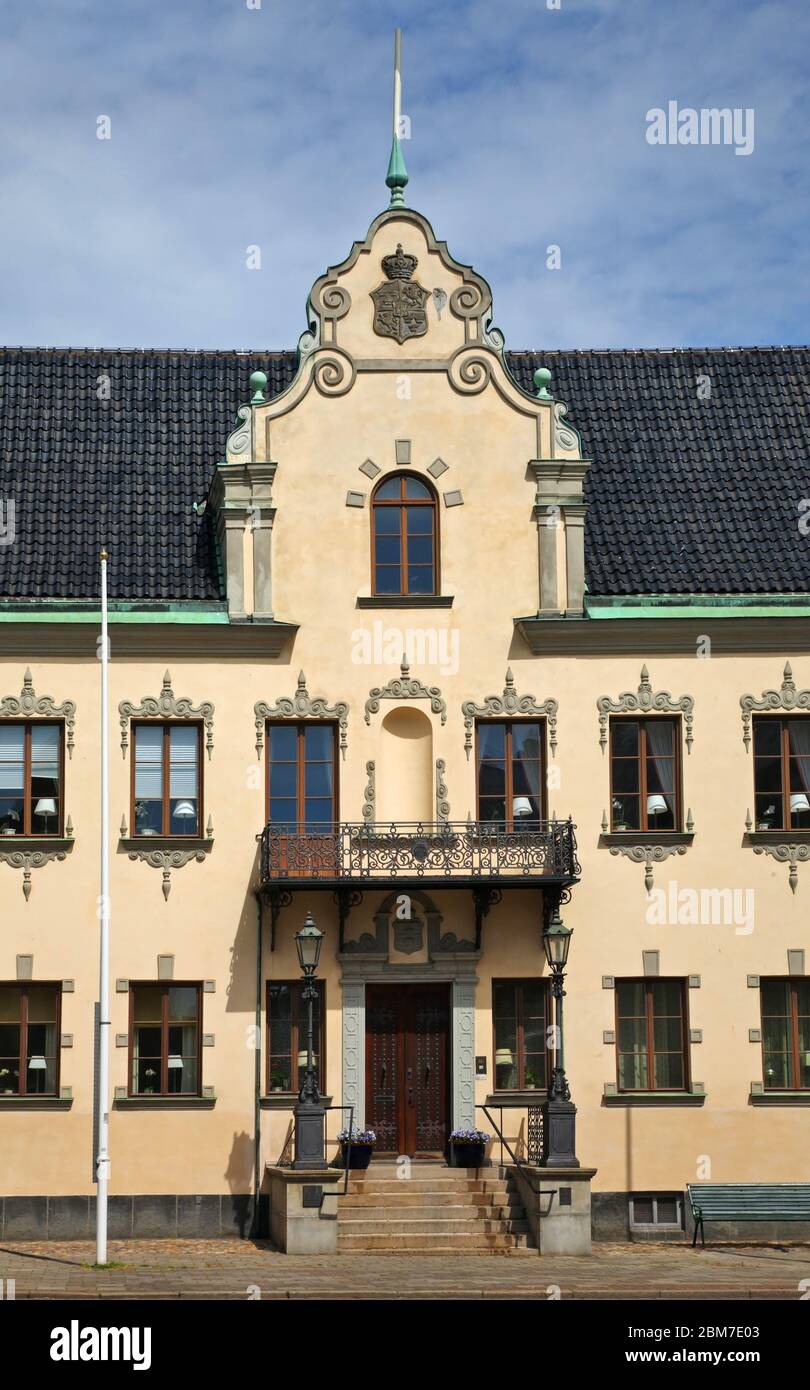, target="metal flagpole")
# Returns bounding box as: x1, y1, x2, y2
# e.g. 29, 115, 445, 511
393, 28, 402, 136
96, 548, 111, 1263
